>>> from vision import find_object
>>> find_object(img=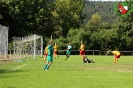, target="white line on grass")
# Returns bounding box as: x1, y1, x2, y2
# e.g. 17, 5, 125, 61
10, 64, 27, 71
